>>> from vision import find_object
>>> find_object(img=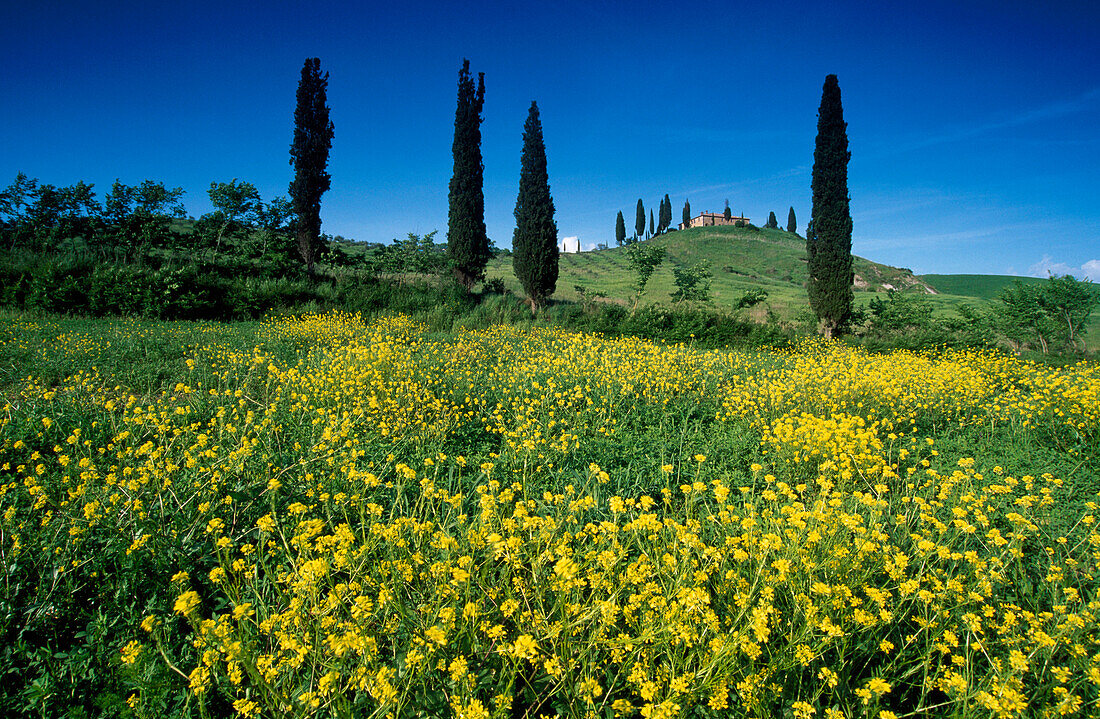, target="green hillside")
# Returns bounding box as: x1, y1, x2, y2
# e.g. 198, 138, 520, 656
918, 273, 1045, 299
488, 224, 932, 316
